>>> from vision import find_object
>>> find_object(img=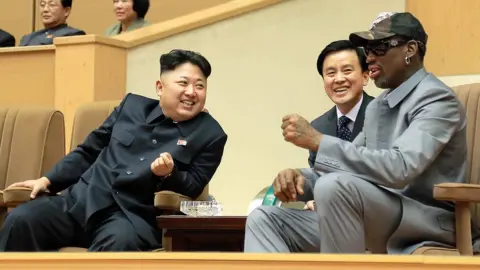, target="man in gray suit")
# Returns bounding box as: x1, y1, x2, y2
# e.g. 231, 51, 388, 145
245, 12, 476, 254
308, 40, 374, 168
20, 0, 85, 46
